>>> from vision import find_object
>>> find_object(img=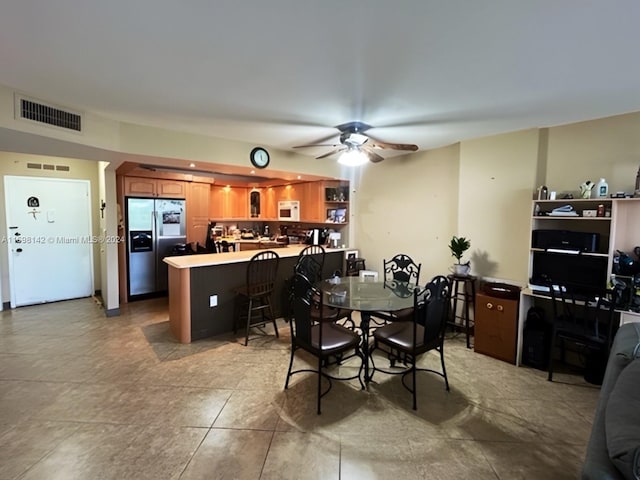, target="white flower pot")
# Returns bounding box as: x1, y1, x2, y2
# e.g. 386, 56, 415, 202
453, 264, 470, 276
